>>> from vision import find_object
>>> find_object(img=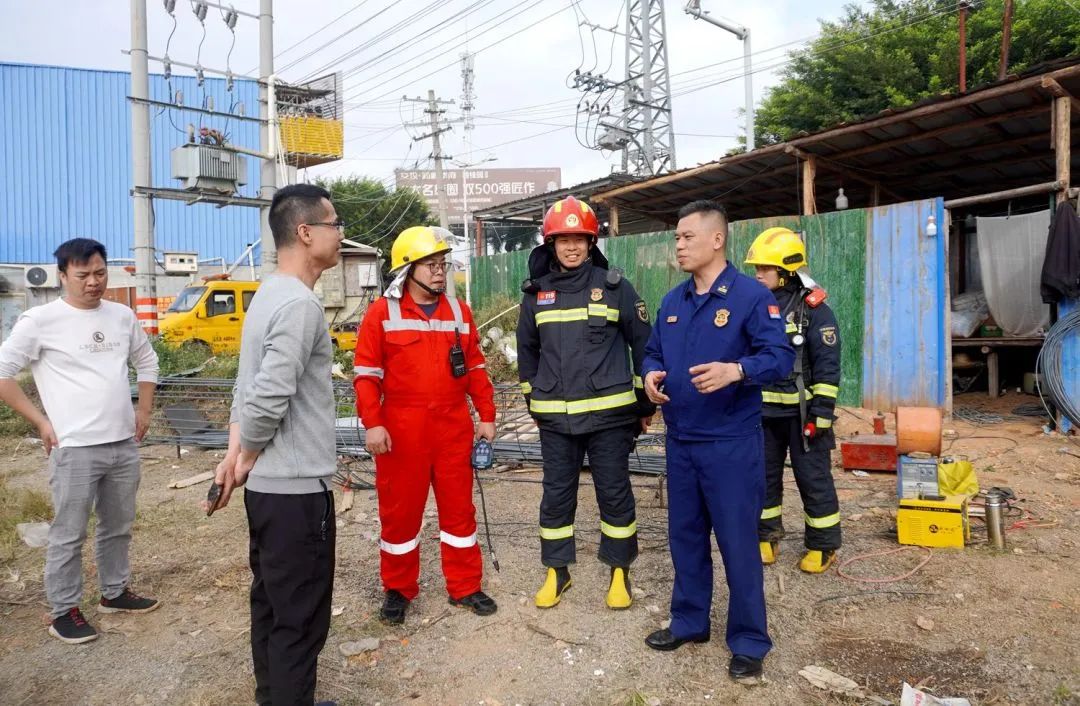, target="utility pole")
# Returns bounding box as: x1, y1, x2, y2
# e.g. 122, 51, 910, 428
258, 0, 277, 274
958, 0, 970, 93
404, 90, 456, 293
685, 0, 753, 151
404, 91, 455, 231
998, 0, 1014, 80
130, 0, 158, 334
